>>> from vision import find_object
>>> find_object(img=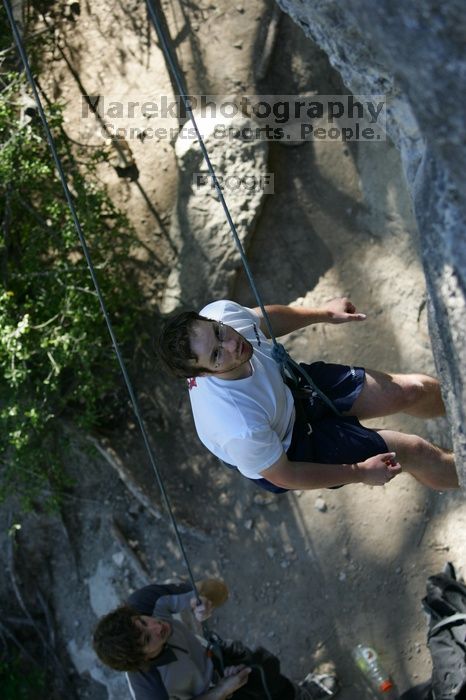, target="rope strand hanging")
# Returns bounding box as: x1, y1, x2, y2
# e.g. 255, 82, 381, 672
145, 0, 340, 416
